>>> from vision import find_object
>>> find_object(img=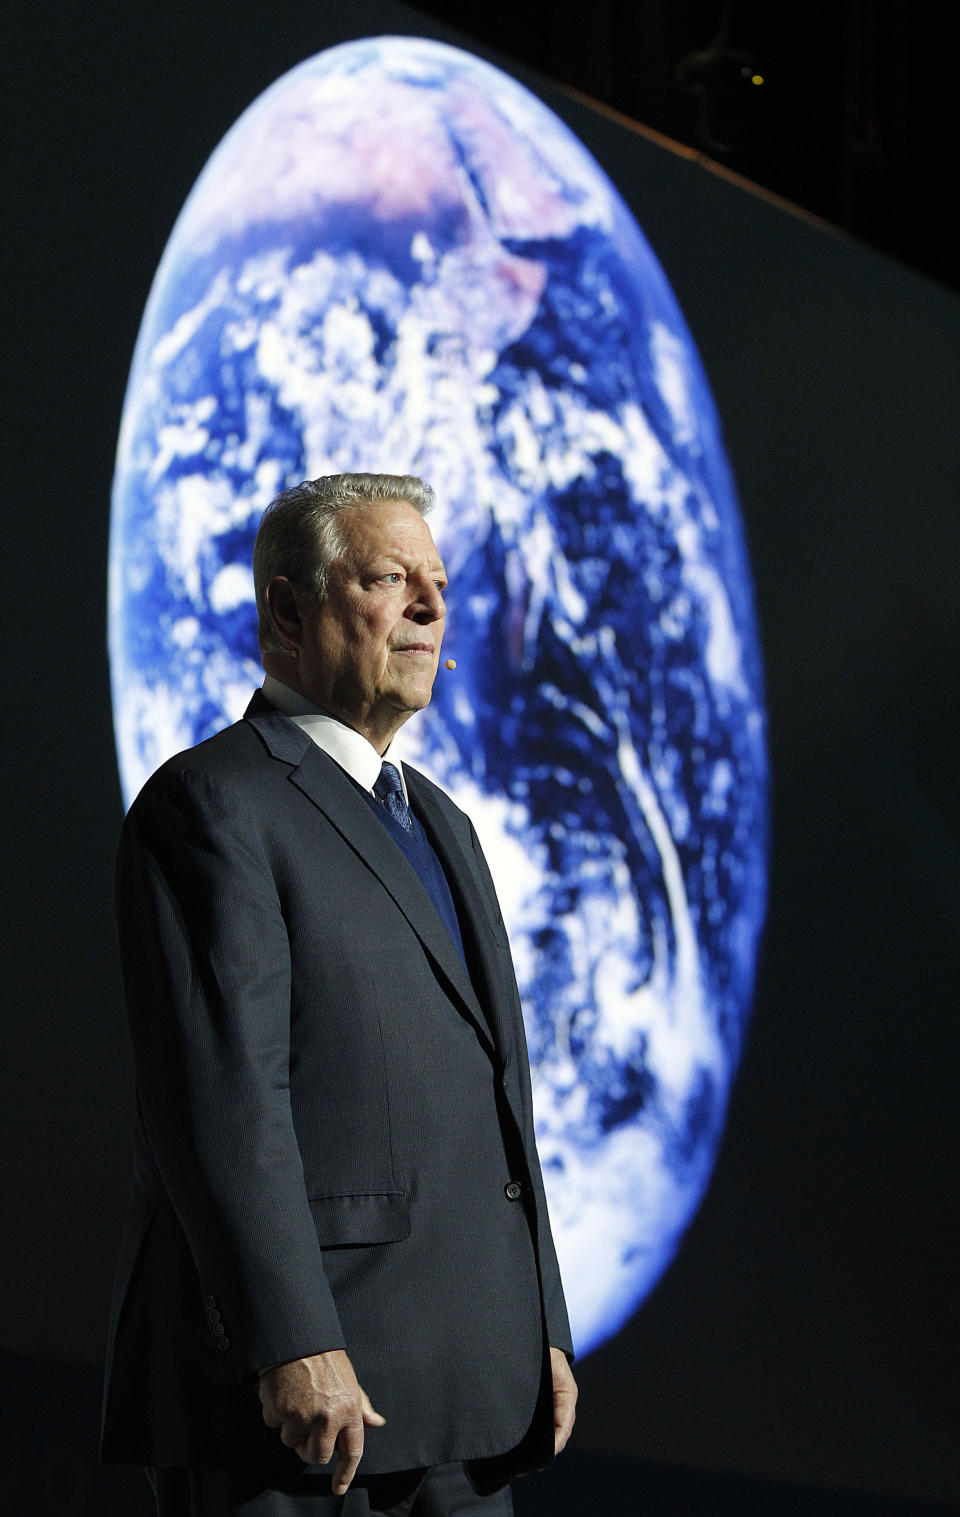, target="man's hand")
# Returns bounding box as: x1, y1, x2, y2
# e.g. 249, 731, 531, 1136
550, 1346, 577, 1455
258, 1350, 386, 1494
